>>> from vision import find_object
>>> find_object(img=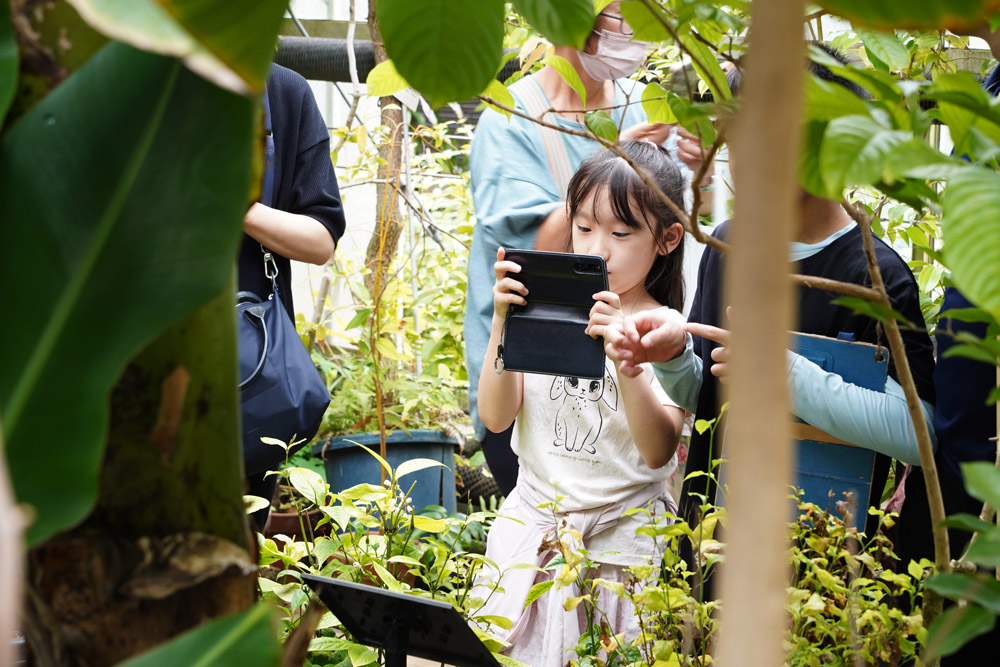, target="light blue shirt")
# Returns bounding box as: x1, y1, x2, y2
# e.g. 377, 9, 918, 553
653, 223, 936, 465
465, 76, 679, 437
